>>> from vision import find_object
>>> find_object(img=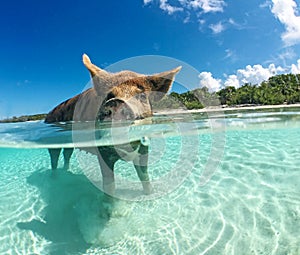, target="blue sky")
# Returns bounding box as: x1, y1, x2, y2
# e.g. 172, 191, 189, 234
1, 0, 300, 118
